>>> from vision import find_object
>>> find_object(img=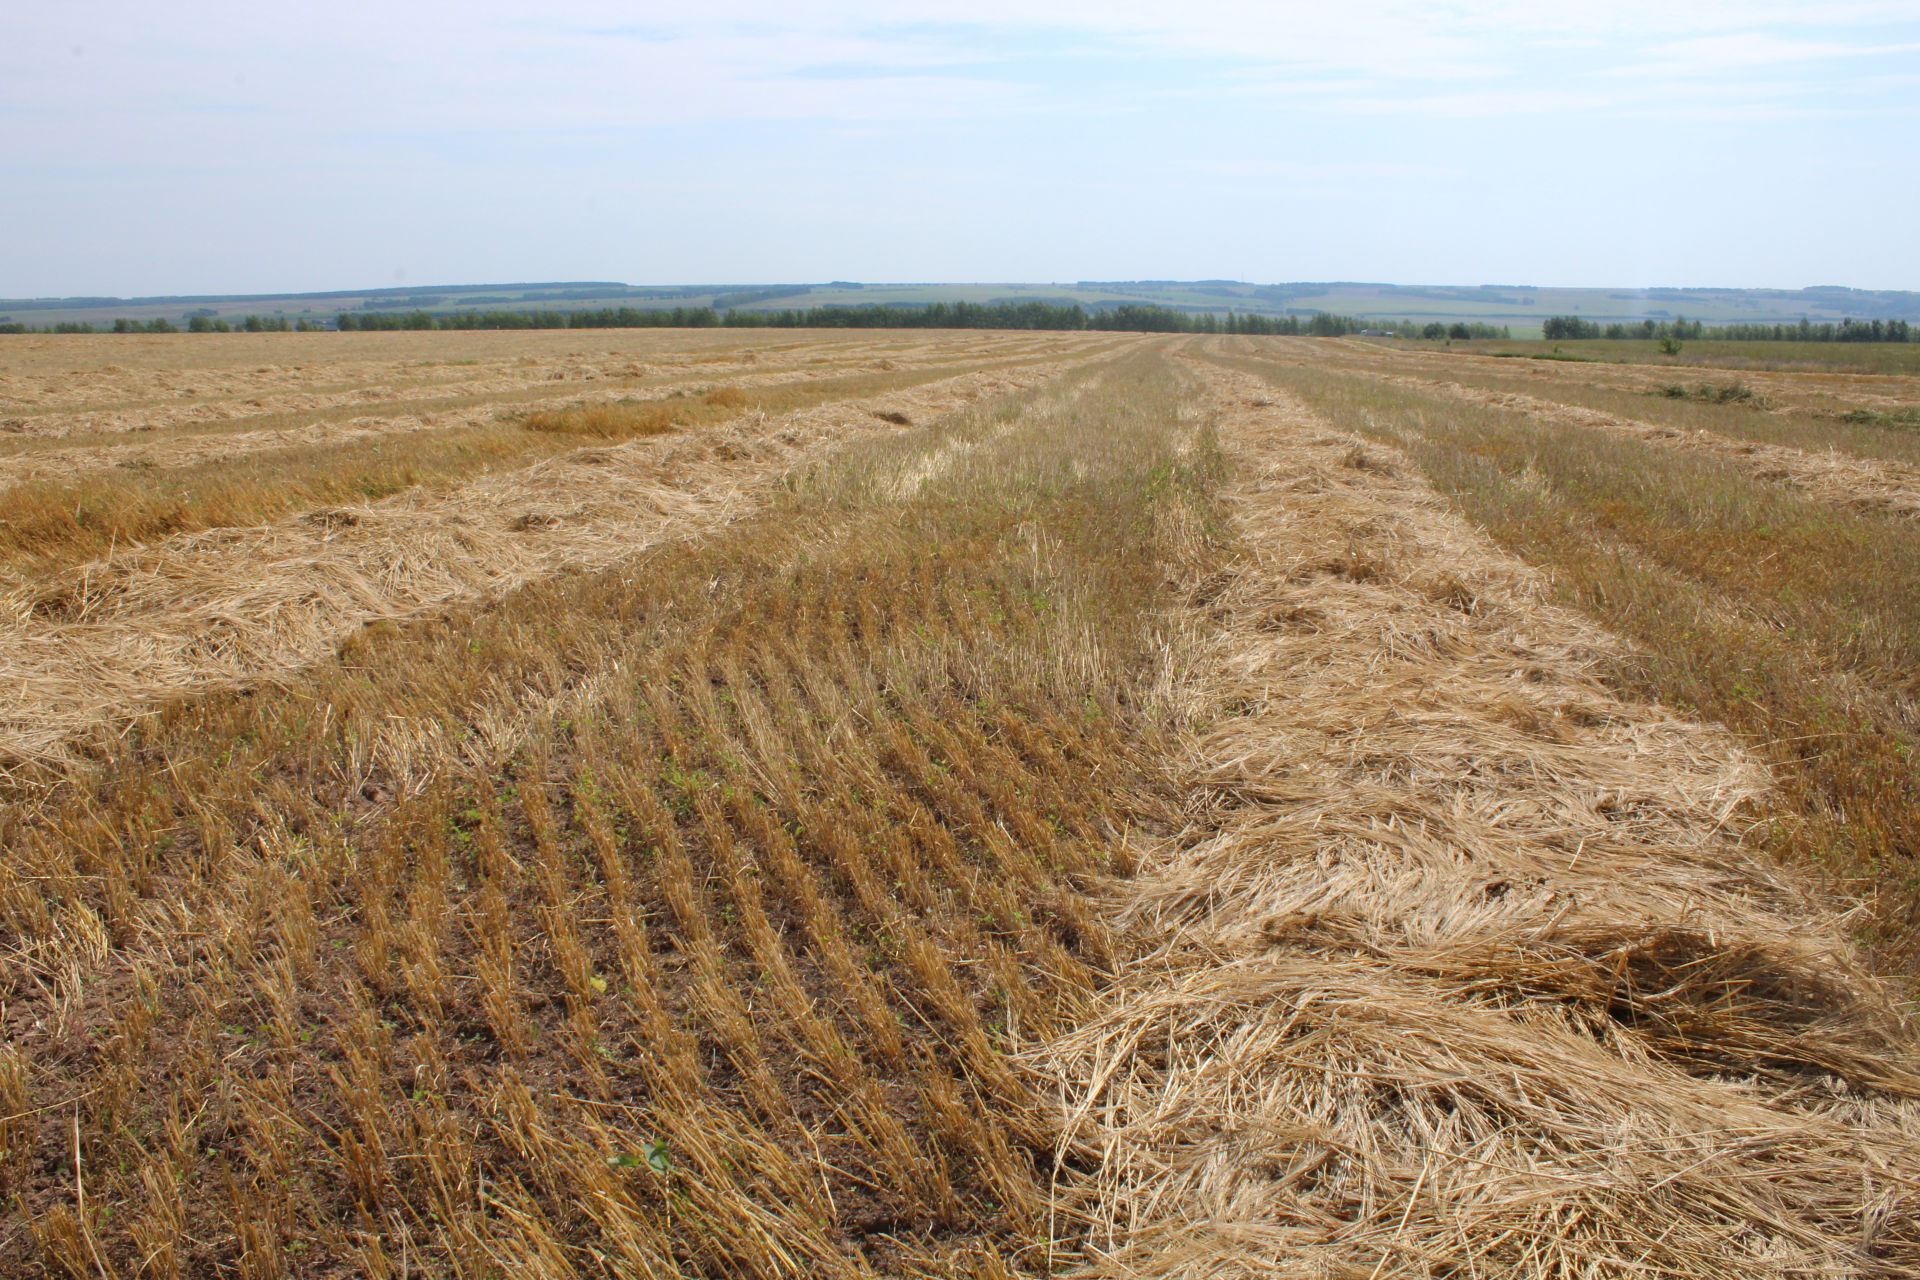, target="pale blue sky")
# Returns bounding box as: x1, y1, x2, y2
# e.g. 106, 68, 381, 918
5, 1, 1918, 296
